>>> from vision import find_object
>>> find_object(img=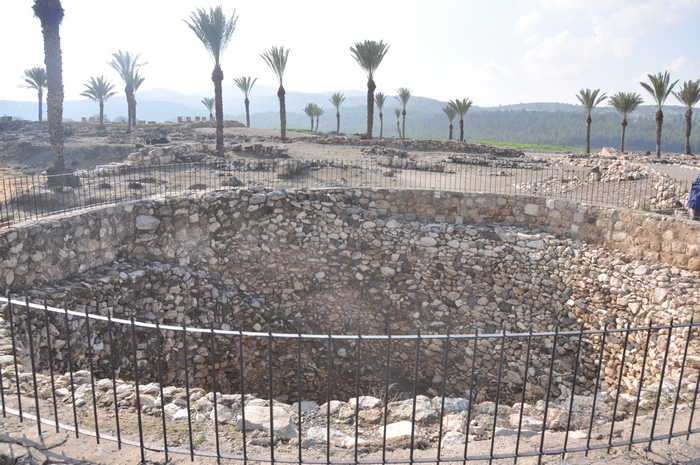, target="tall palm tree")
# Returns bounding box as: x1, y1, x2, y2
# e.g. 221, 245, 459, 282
393, 108, 402, 139
21, 67, 46, 123
261, 46, 290, 141
185, 6, 237, 156
395, 88, 412, 141
80, 76, 116, 128
374, 92, 387, 139
640, 72, 678, 157
32, 0, 66, 174
233, 76, 257, 128
350, 40, 390, 139
108, 50, 147, 135
449, 98, 473, 142
672, 79, 700, 155
329, 92, 345, 134
575, 88, 607, 154
303, 103, 316, 131
442, 104, 457, 141
201, 97, 215, 119
607, 92, 644, 153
